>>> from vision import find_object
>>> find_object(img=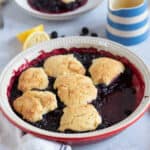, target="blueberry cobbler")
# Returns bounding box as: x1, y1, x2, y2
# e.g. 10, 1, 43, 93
8, 48, 145, 133
28, 0, 88, 14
